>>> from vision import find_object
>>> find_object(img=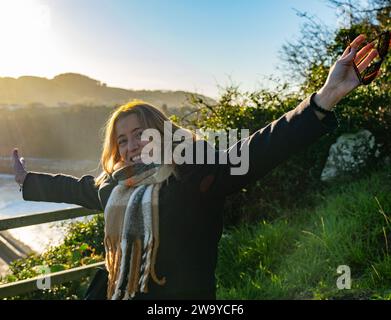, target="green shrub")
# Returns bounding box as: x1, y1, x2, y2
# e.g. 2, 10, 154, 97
1, 214, 105, 300
181, 75, 390, 227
